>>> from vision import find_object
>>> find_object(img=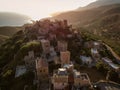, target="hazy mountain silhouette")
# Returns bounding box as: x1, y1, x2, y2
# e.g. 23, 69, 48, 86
0, 12, 31, 26
52, 4, 120, 26
51, 0, 120, 24
77, 0, 120, 10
